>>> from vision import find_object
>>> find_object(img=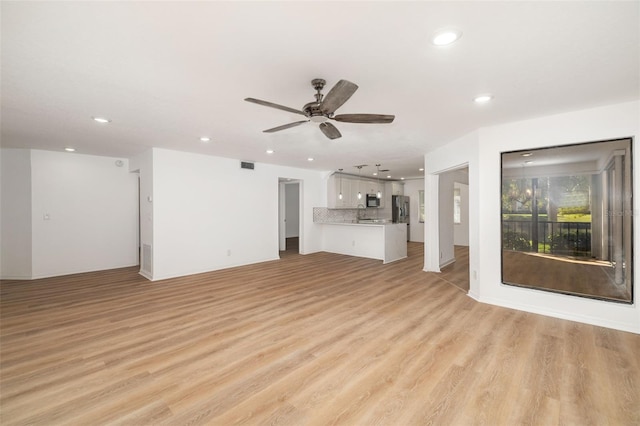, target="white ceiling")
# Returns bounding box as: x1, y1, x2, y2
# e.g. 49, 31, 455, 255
2, 1, 638, 179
